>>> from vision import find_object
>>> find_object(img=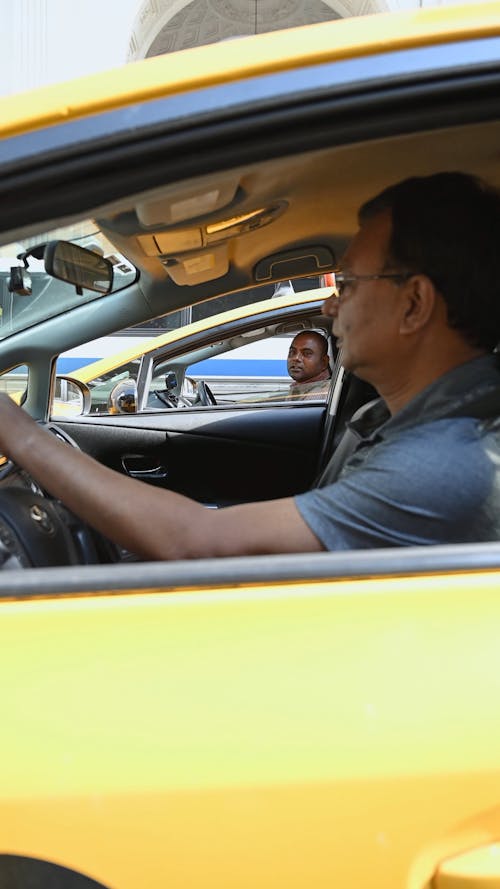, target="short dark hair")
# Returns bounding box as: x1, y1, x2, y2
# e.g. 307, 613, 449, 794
359, 172, 500, 351
292, 330, 328, 356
